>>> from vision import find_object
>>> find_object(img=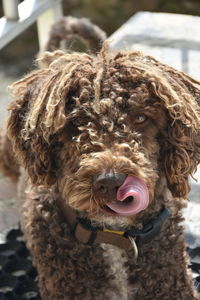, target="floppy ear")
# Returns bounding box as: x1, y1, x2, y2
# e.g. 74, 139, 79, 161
148, 59, 200, 198
7, 51, 71, 186
7, 50, 95, 187
7, 70, 61, 186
